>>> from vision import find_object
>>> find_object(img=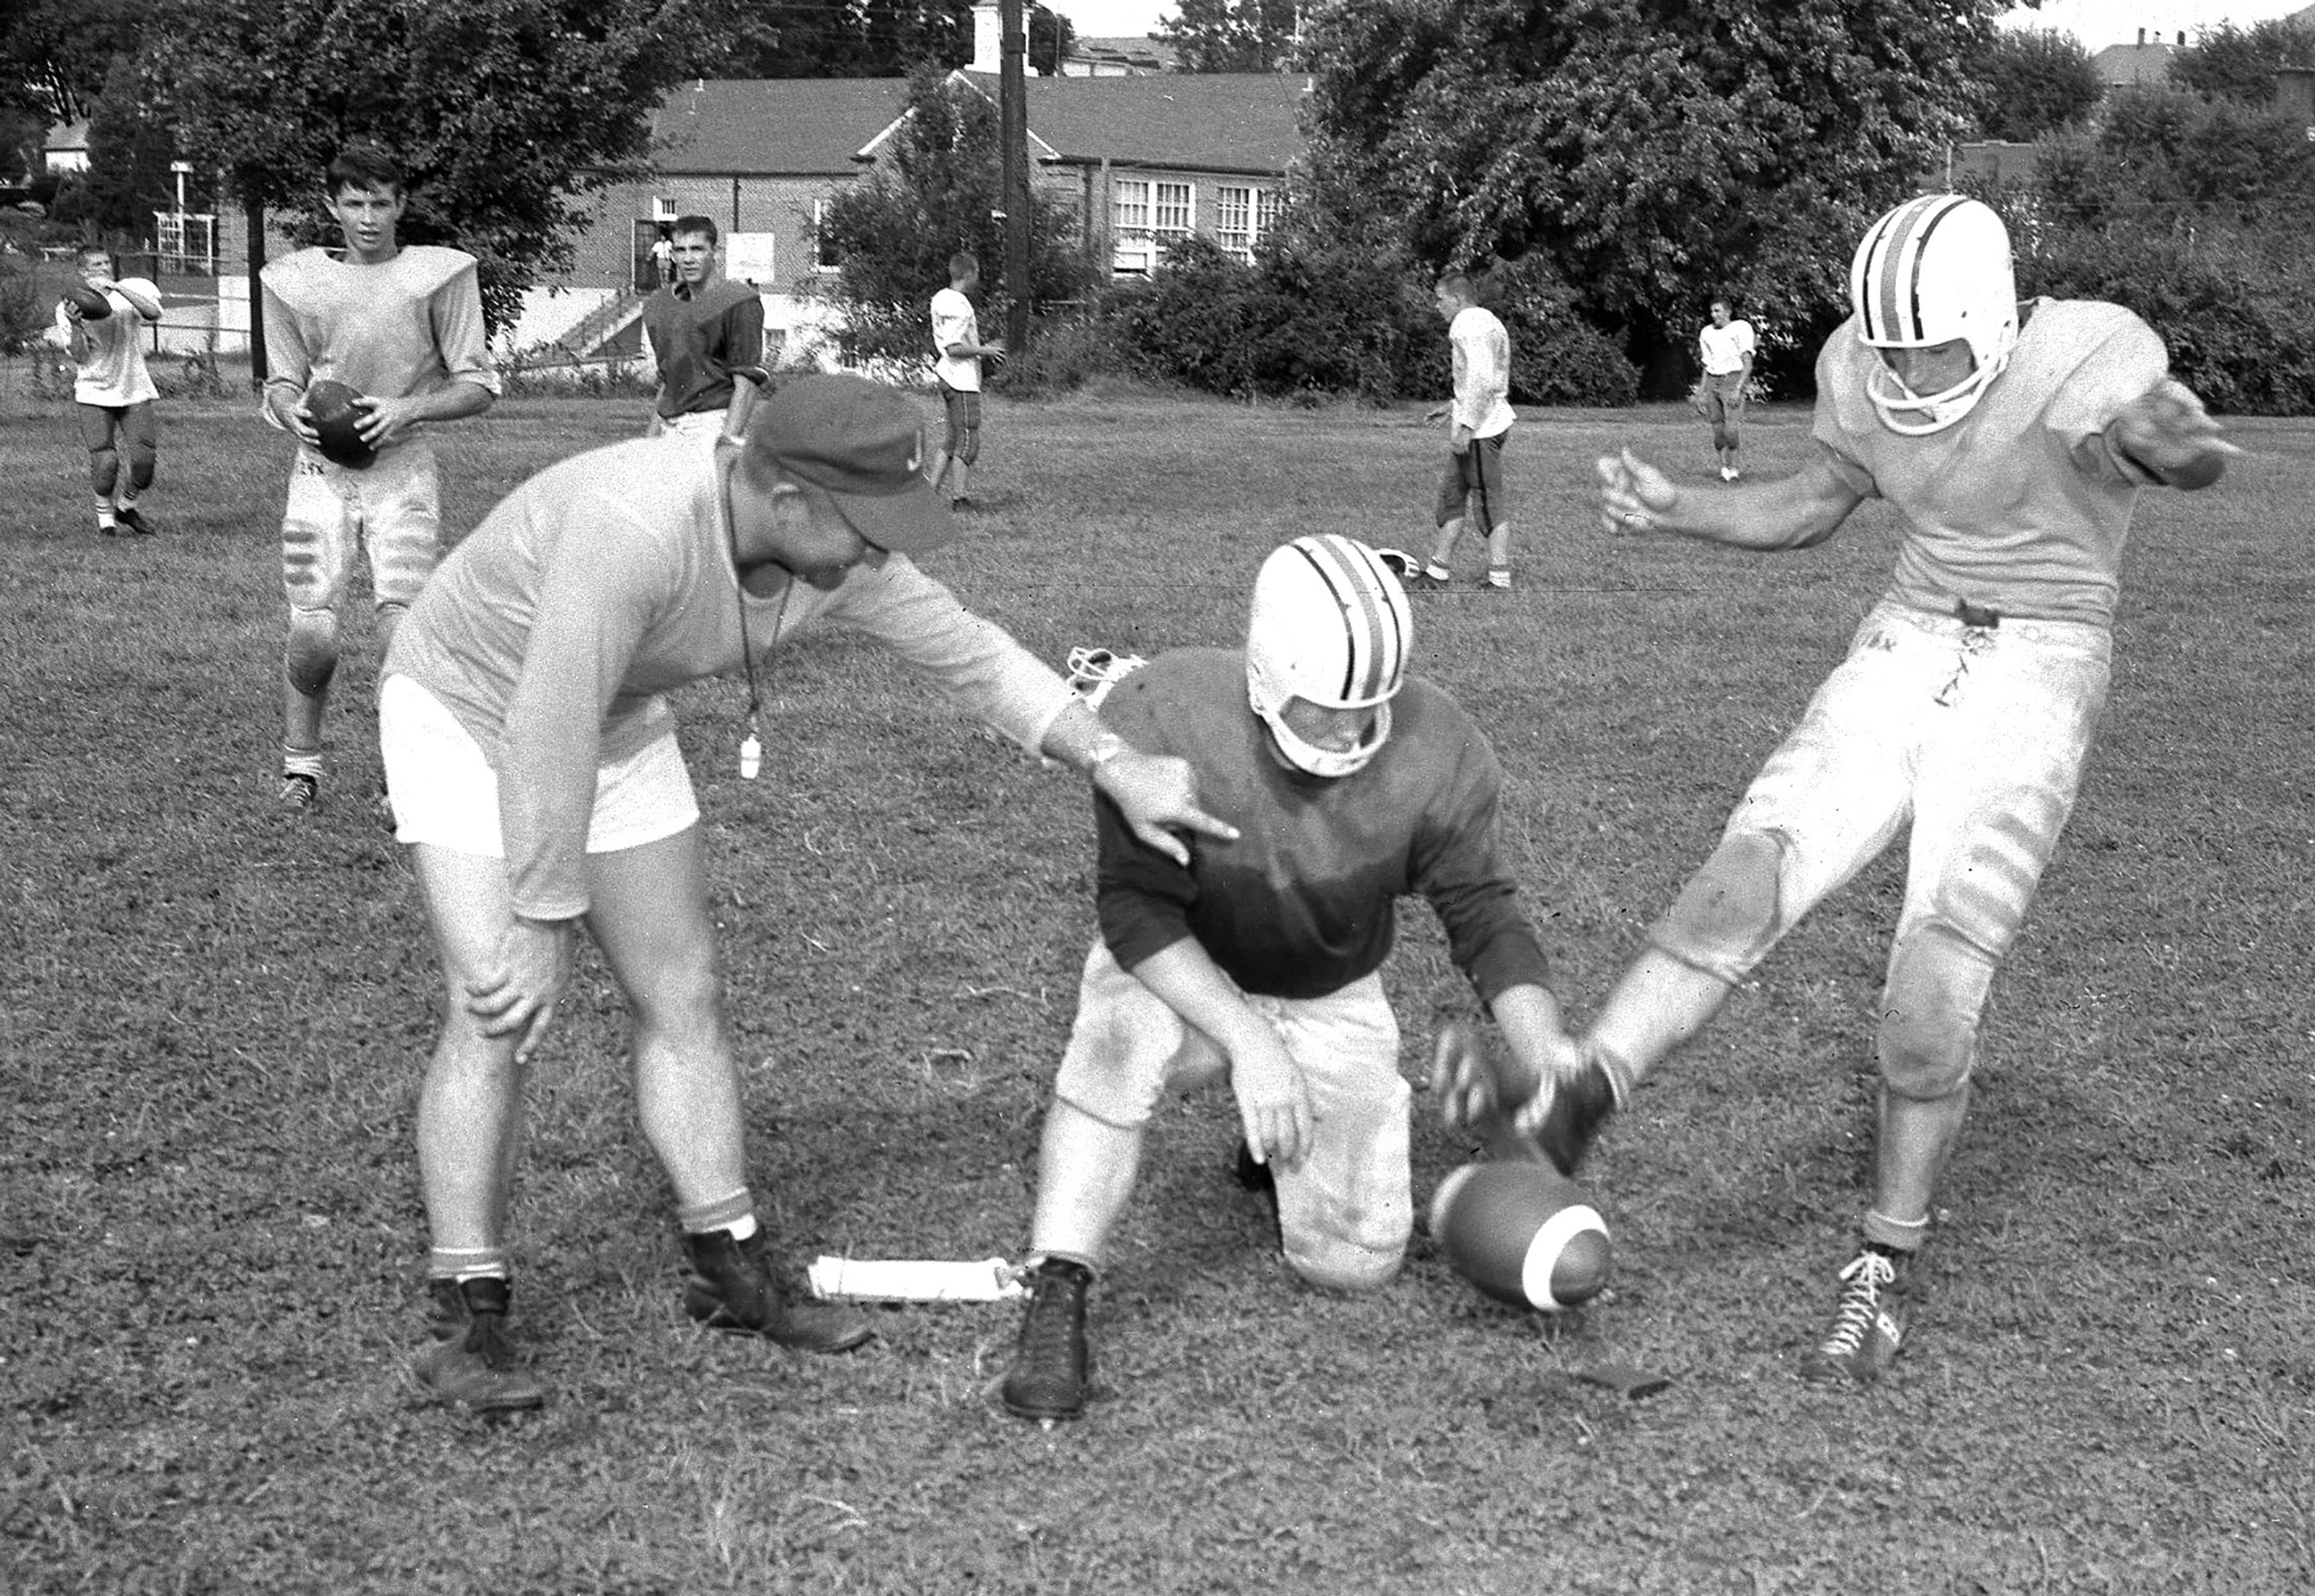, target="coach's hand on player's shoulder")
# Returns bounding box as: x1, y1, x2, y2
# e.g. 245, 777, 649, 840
1230, 1028, 1314, 1170
2112, 379, 2240, 492
465, 917, 577, 1063
1598, 446, 1678, 536
1094, 751, 1241, 867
